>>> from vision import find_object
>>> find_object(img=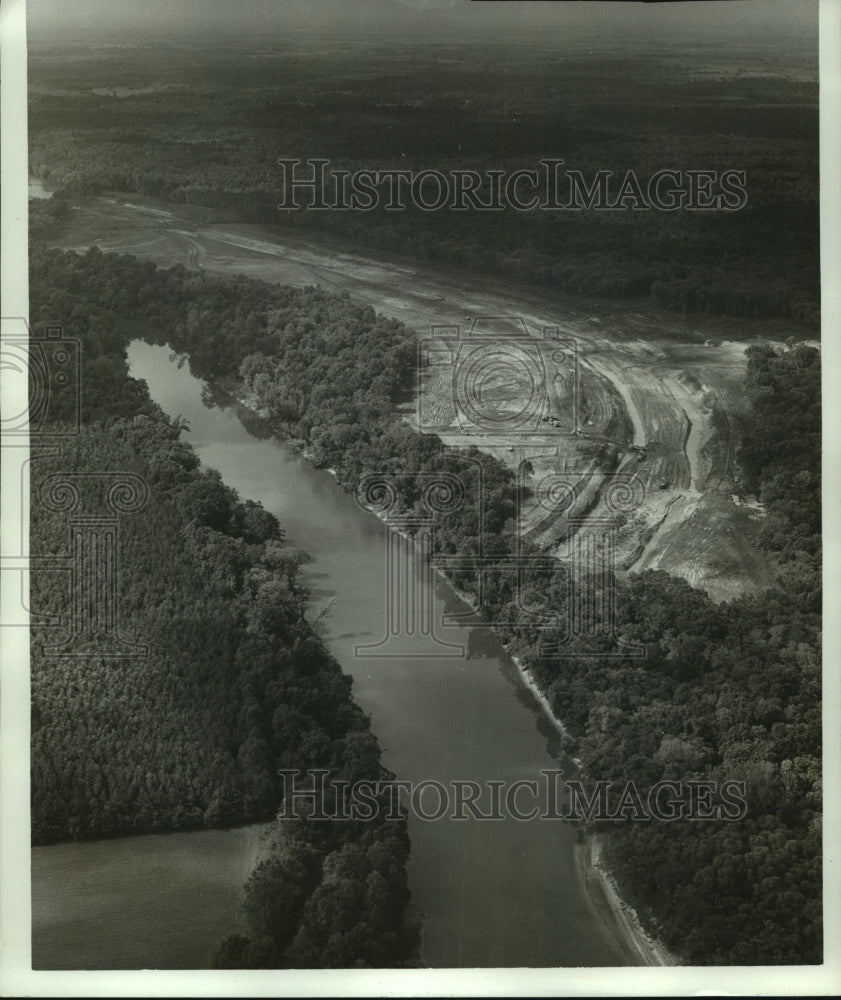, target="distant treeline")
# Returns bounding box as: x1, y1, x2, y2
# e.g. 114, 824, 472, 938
29, 45, 819, 327
29, 245, 422, 968
30, 243, 820, 965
